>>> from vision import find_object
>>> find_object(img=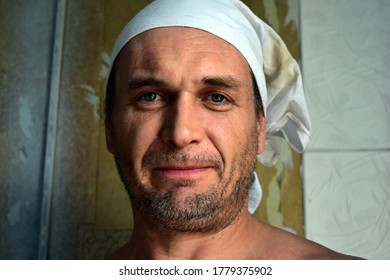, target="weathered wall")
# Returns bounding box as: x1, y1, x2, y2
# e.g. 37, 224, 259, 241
0, 0, 56, 259
0, 0, 303, 259
249, 0, 304, 237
